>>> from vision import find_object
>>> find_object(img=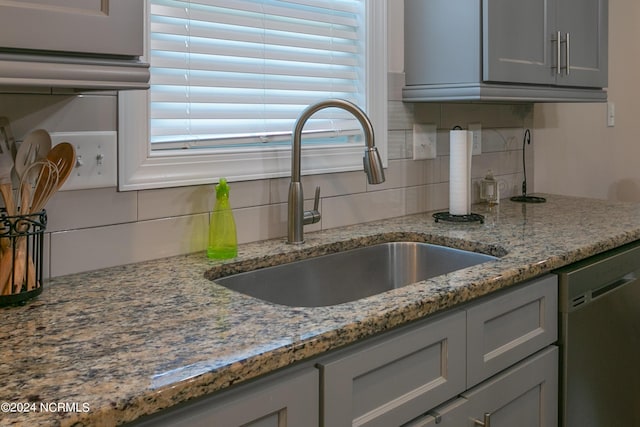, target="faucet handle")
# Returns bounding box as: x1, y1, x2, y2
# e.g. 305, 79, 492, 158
303, 186, 321, 225
313, 186, 320, 211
